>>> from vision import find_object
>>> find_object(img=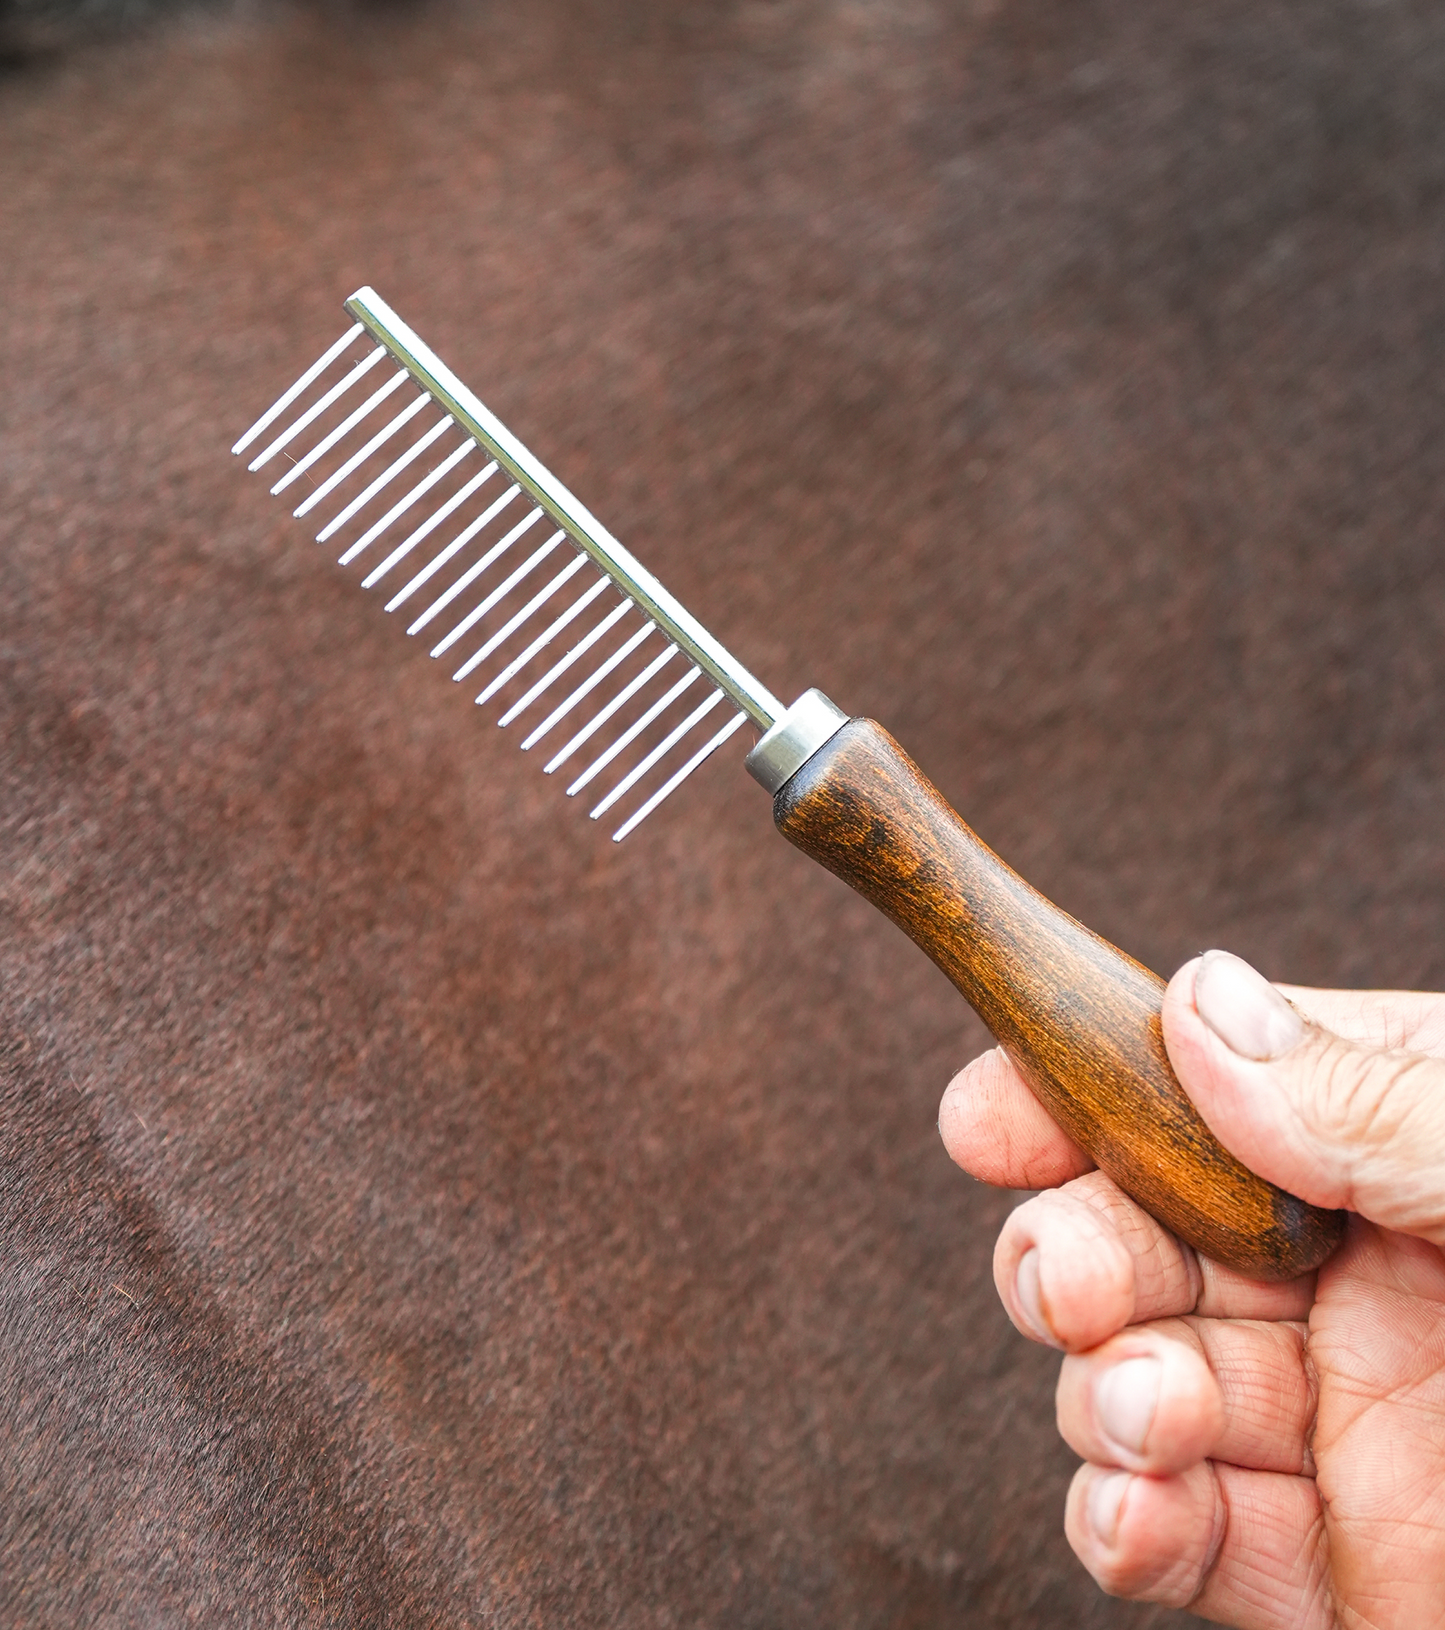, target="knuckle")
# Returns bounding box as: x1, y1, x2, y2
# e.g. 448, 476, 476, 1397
1067, 1463, 1223, 1605
1308, 1034, 1438, 1150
